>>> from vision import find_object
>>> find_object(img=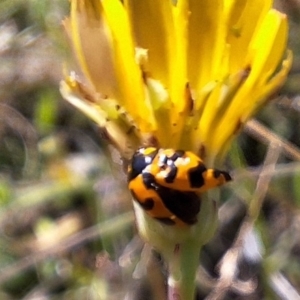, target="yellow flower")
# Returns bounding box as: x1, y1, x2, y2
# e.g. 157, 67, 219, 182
61, 3, 293, 299
61, 0, 292, 164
